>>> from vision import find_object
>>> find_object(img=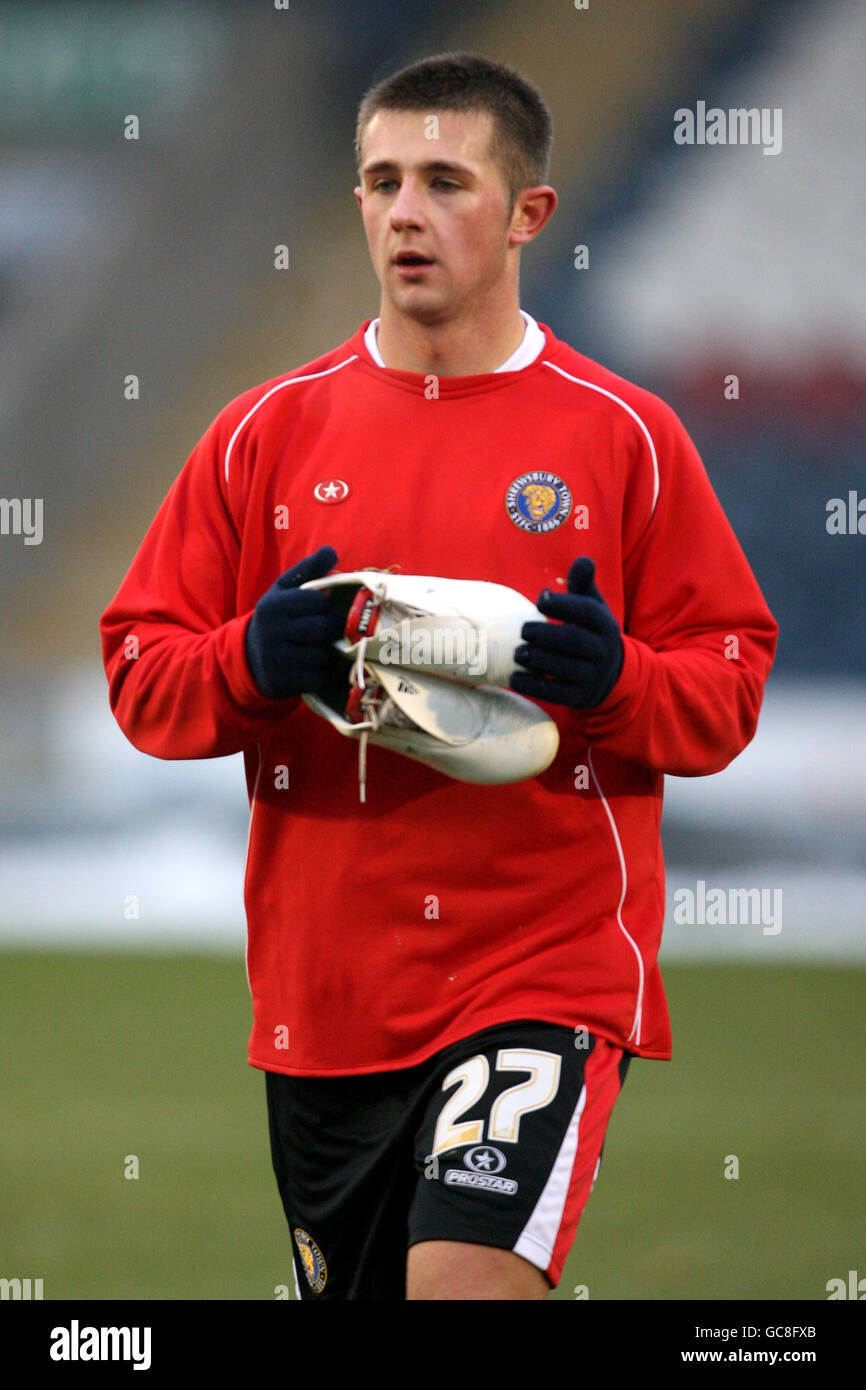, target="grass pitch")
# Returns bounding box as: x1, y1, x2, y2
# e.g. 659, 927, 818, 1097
1, 952, 862, 1300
